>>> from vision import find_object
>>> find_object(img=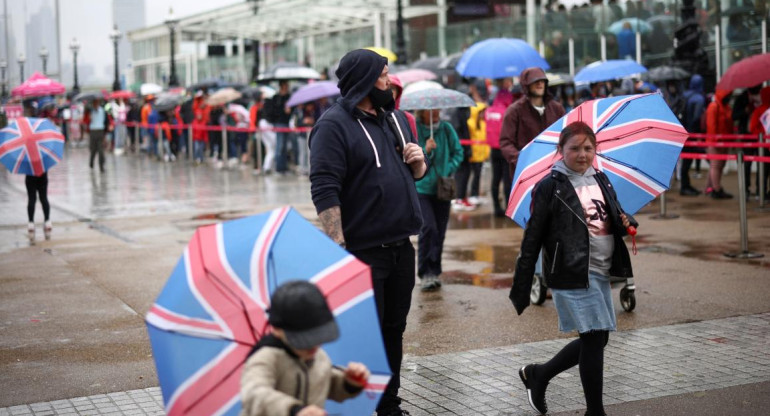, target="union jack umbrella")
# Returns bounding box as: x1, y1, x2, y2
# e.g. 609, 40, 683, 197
506, 93, 689, 228
146, 207, 390, 416
0, 117, 65, 176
